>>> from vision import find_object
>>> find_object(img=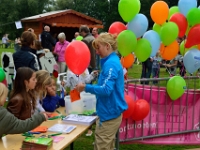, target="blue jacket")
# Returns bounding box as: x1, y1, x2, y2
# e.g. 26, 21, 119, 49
85, 52, 128, 122
13, 46, 39, 71
42, 95, 60, 112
